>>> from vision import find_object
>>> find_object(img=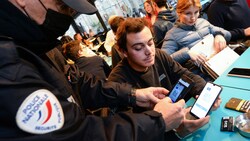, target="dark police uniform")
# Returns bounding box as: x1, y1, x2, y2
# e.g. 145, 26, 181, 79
0, 1, 170, 140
